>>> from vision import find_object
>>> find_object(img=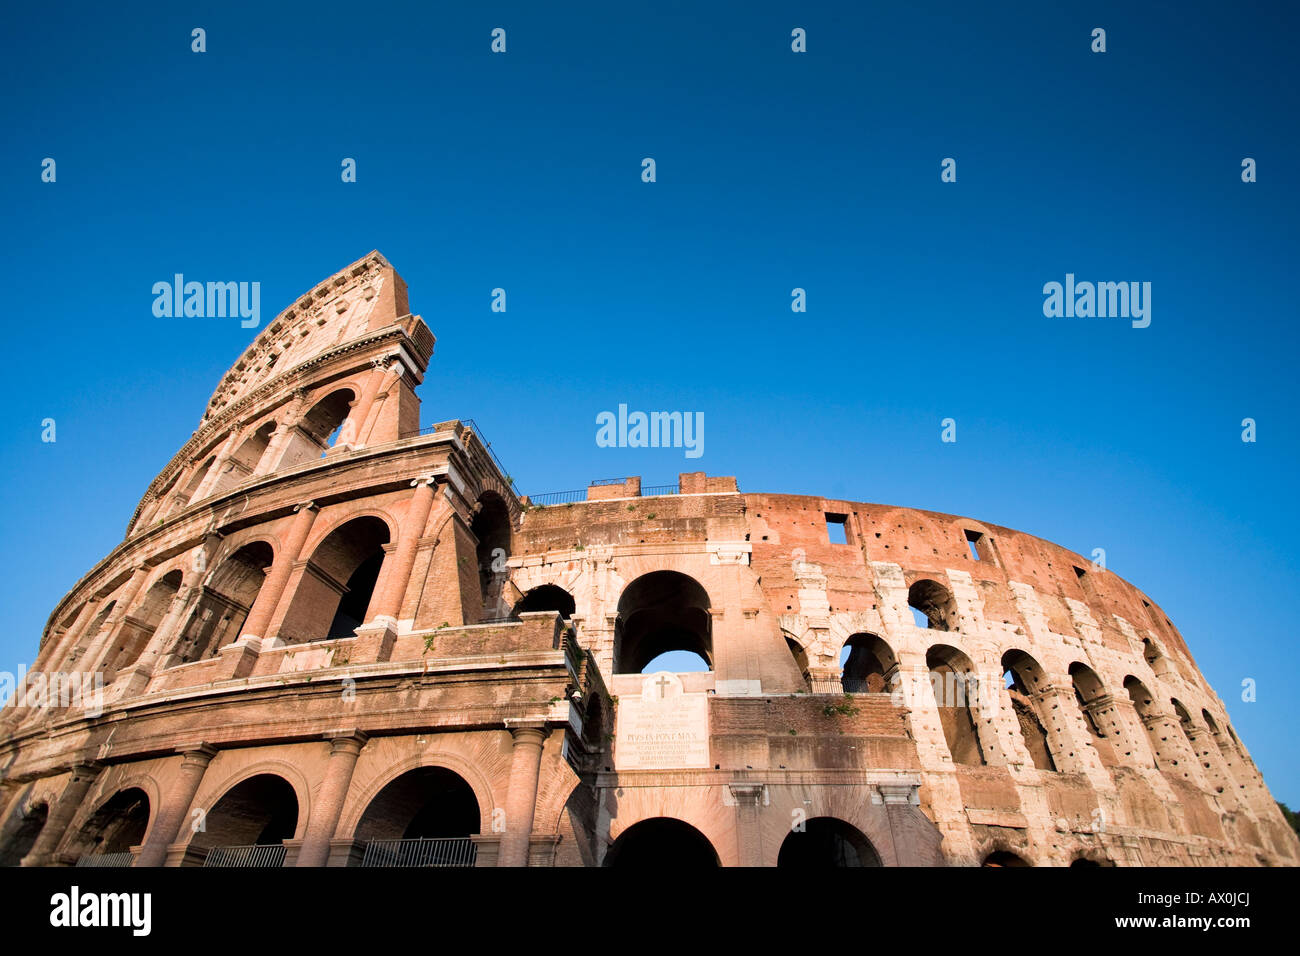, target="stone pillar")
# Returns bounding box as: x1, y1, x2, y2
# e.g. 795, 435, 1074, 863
191, 430, 242, 501
297, 732, 368, 867
135, 745, 217, 867
356, 359, 407, 447
1086, 693, 1155, 769
729, 783, 766, 866
1036, 684, 1112, 788
499, 723, 549, 866
22, 763, 102, 866
34, 599, 99, 675
116, 585, 198, 696
239, 502, 319, 645
340, 362, 389, 449
369, 478, 436, 624
79, 567, 152, 677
